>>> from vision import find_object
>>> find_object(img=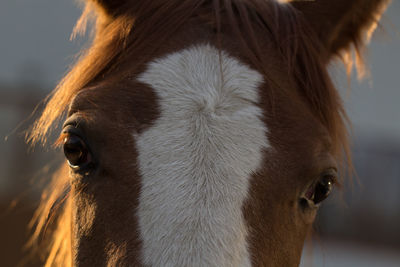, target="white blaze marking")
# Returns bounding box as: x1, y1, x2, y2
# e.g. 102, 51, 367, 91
136, 44, 268, 267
